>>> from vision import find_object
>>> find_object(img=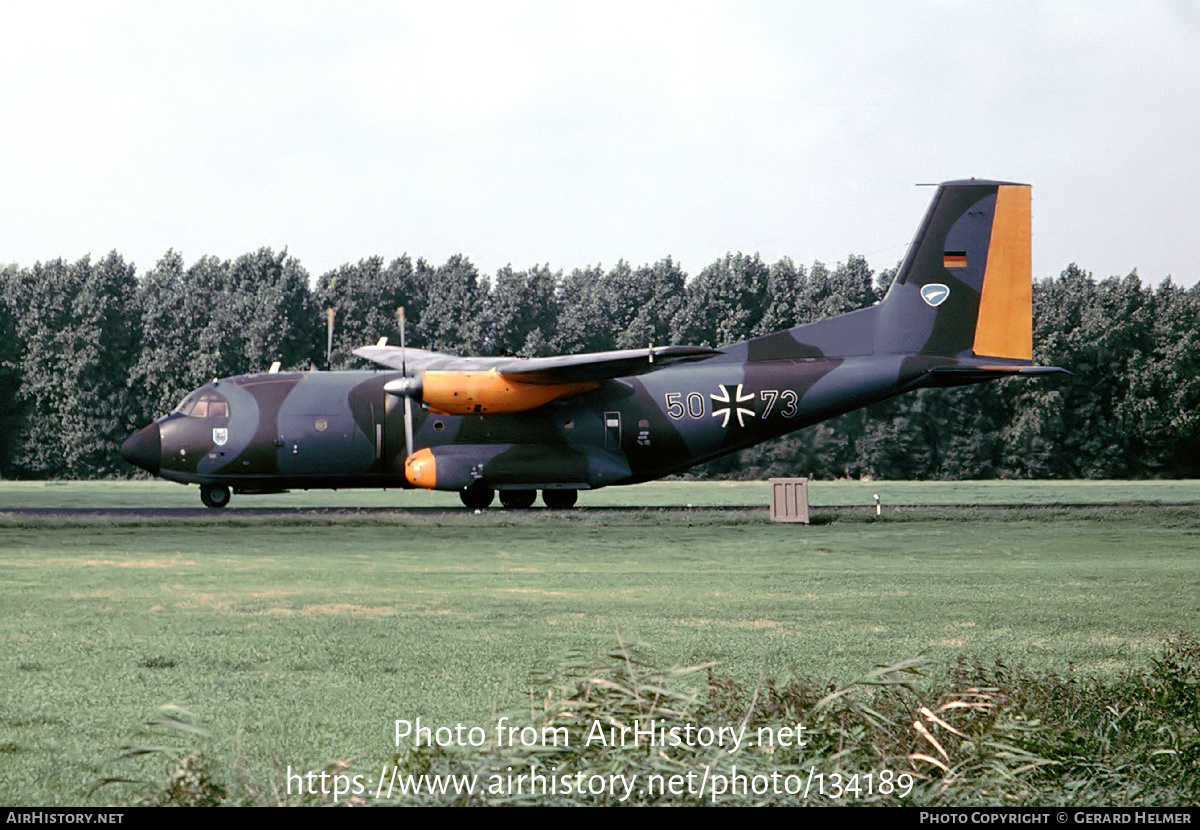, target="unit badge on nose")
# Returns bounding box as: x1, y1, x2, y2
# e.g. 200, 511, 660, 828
920, 283, 950, 307
212, 428, 228, 446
